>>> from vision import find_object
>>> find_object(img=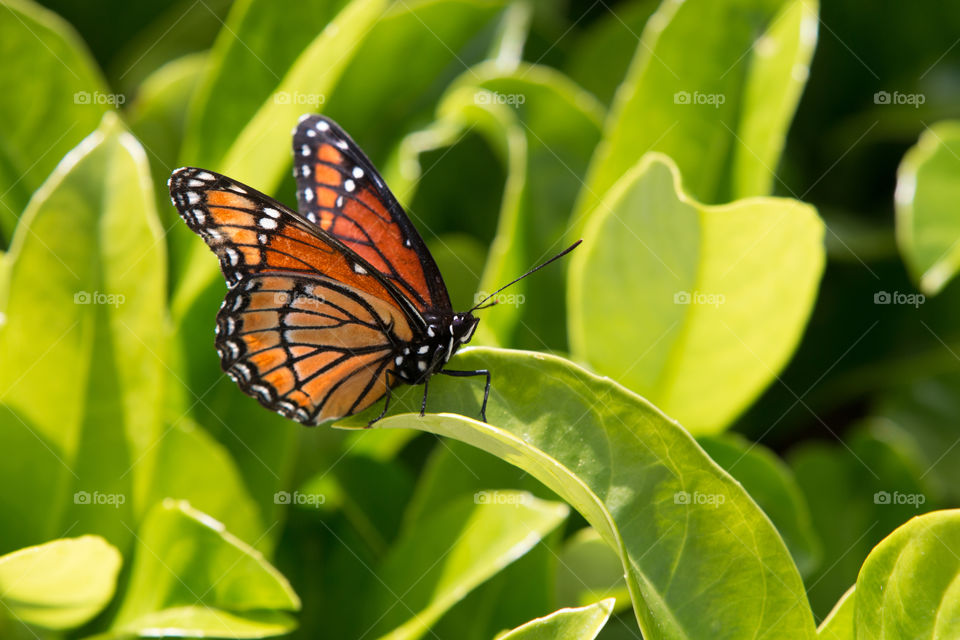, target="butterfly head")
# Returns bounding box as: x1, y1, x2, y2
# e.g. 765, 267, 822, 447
451, 312, 479, 346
